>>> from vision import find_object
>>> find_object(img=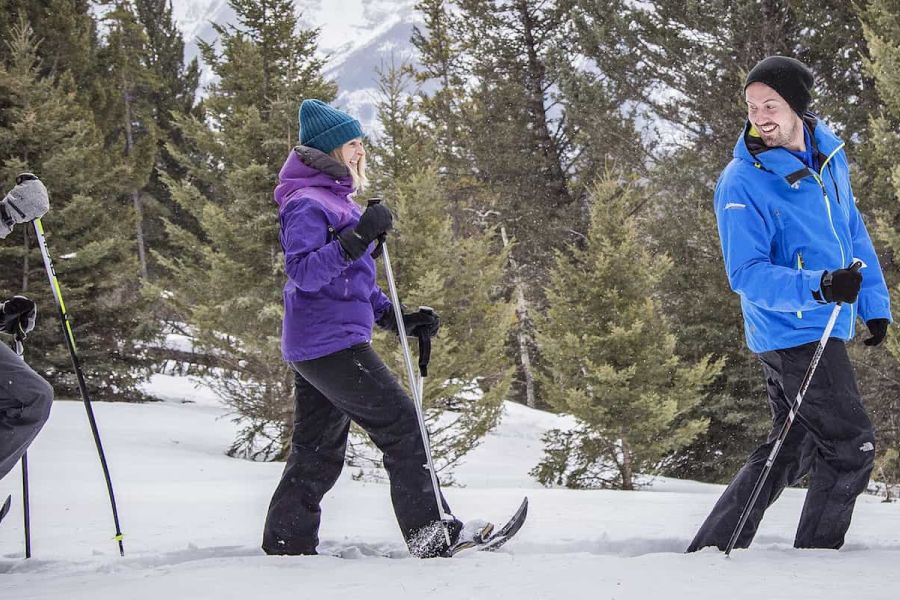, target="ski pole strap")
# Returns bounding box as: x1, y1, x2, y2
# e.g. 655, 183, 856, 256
371, 233, 386, 259
417, 332, 431, 378
0, 330, 23, 355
